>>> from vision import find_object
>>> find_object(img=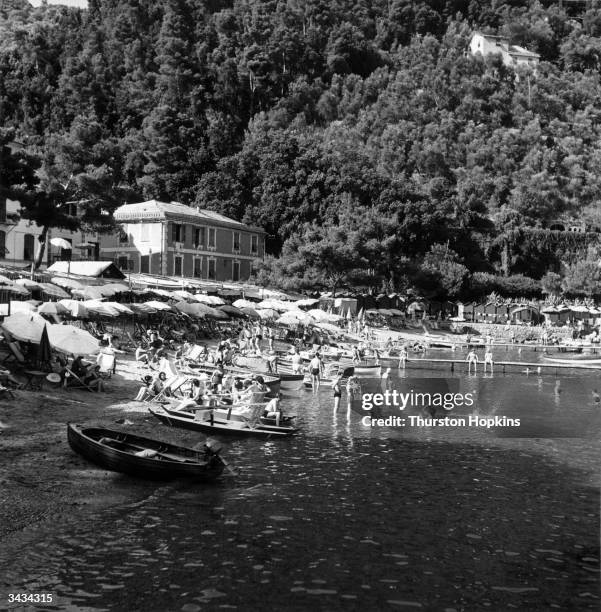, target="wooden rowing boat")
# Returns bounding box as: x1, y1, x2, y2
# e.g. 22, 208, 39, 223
149, 405, 297, 438
67, 423, 225, 480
